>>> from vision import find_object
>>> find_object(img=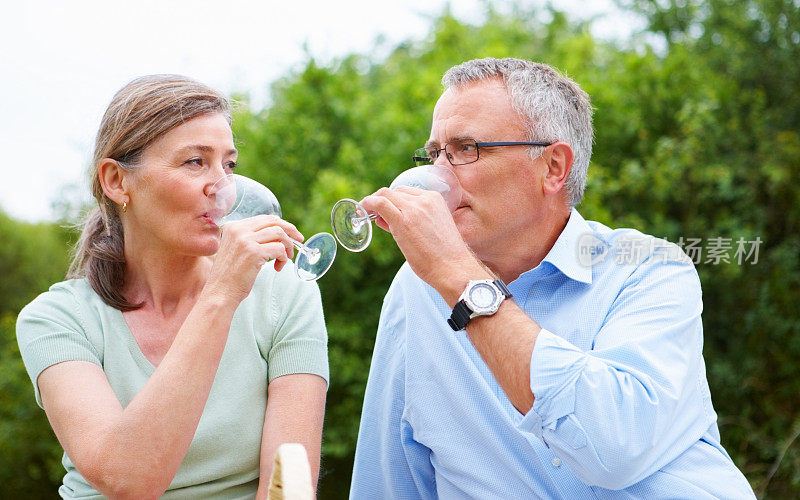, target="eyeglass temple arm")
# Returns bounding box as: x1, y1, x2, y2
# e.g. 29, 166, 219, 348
476, 141, 553, 147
